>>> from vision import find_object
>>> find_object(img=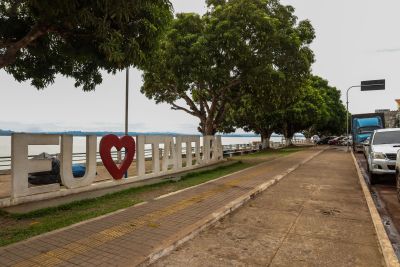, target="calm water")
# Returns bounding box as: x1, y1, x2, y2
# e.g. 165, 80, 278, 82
0, 136, 266, 158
